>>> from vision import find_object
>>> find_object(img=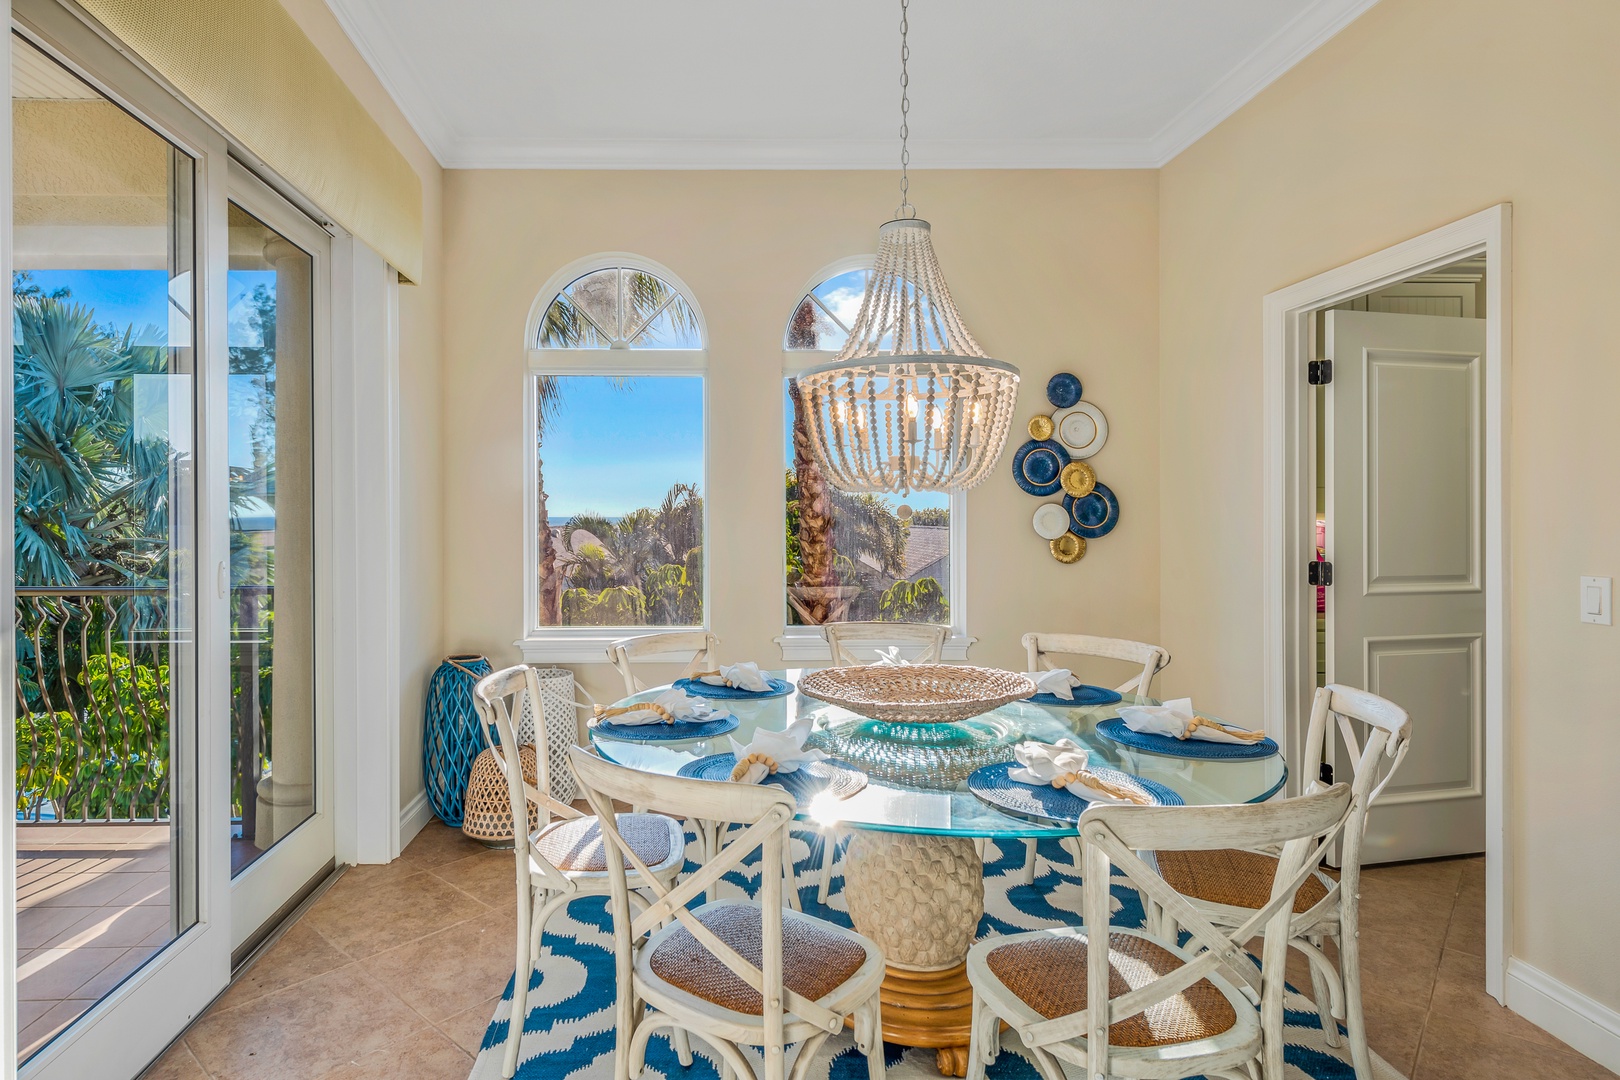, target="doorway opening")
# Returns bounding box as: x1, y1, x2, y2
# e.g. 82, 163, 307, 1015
1261, 205, 1510, 1002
